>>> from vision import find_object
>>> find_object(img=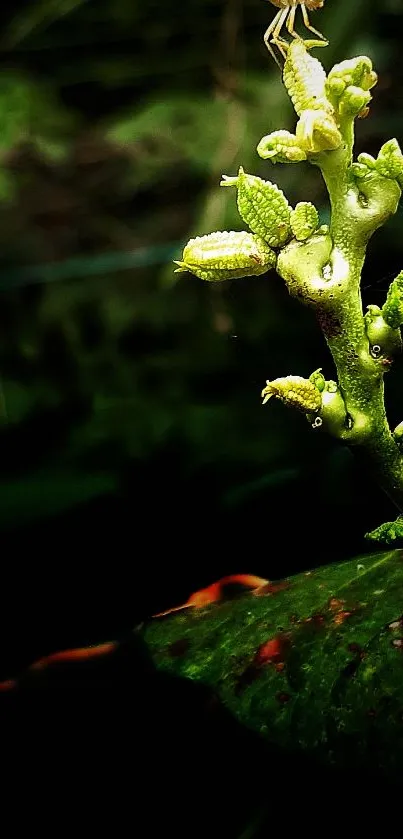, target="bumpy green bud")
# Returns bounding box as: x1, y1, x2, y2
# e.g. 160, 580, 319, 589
257, 131, 307, 164
220, 167, 292, 248
393, 421, 403, 449
295, 109, 342, 154
349, 161, 372, 179
309, 368, 326, 393
382, 270, 403, 329
364, 303, 402, 363
338, 85, 372, 118
356, 153, 376, 170
283, 39, 329, 117
325, 56, 377, 106
261, 375, 322, 413
365, 516, 403, 545
376, 139, 403, 184
355, 141, 403, 187
174, 231, 276, 282
290, 202, 319, 241
311, 381, 348, 437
